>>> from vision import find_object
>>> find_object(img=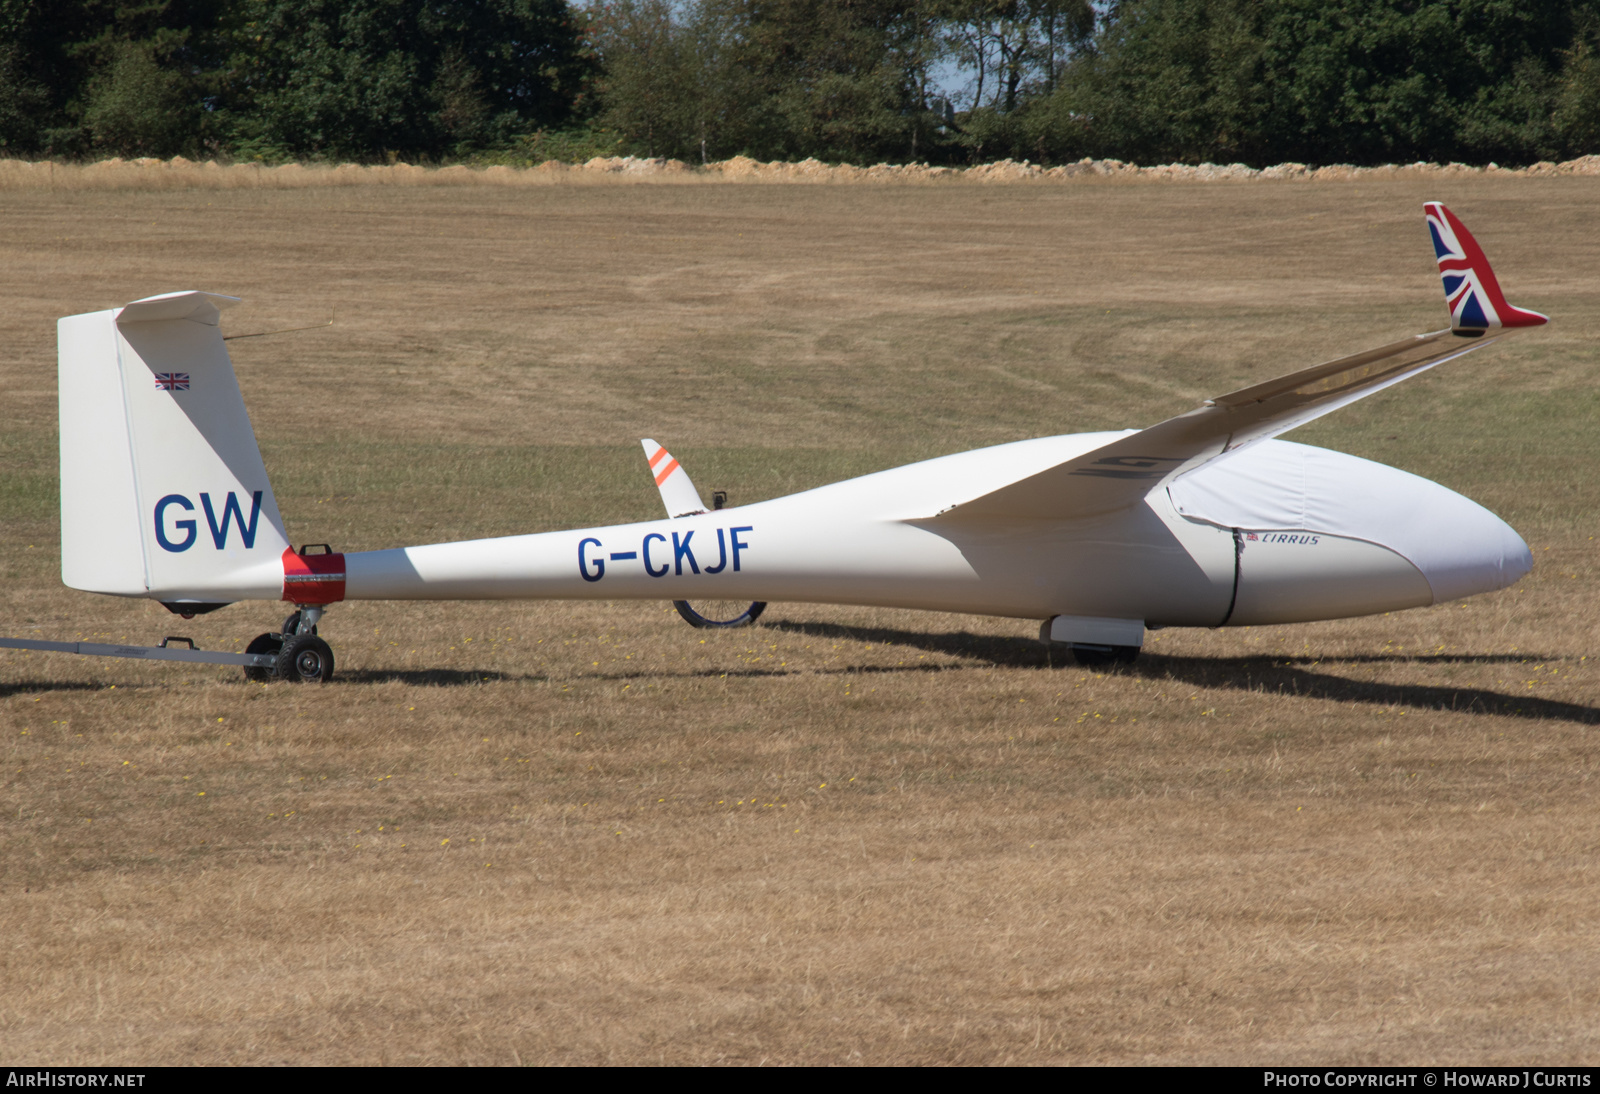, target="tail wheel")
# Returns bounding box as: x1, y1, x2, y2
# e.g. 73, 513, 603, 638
673, 600, 767, 629
277, 633, 335, 683
243, 632, 284, 682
